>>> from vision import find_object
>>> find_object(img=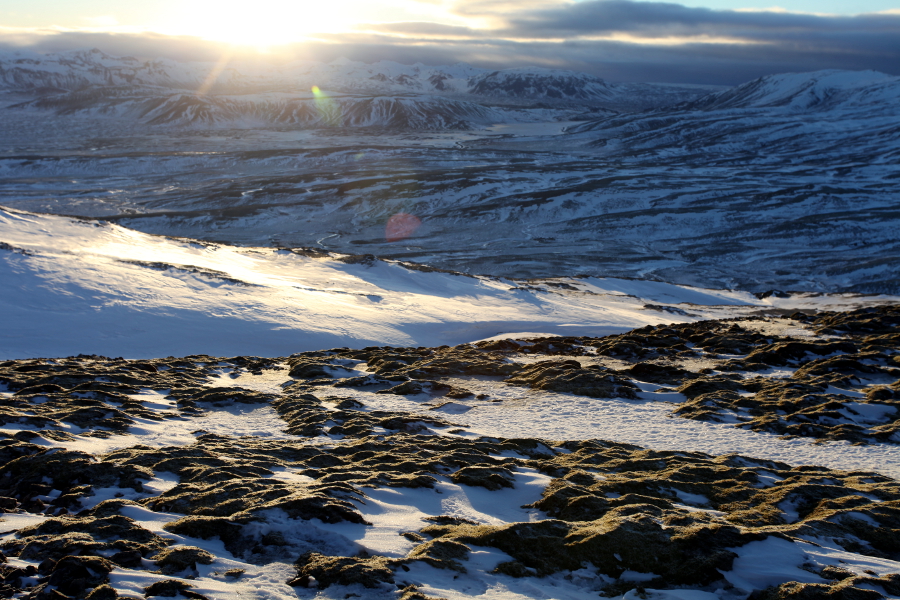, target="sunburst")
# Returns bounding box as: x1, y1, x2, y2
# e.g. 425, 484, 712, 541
166, 0, 355, 49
